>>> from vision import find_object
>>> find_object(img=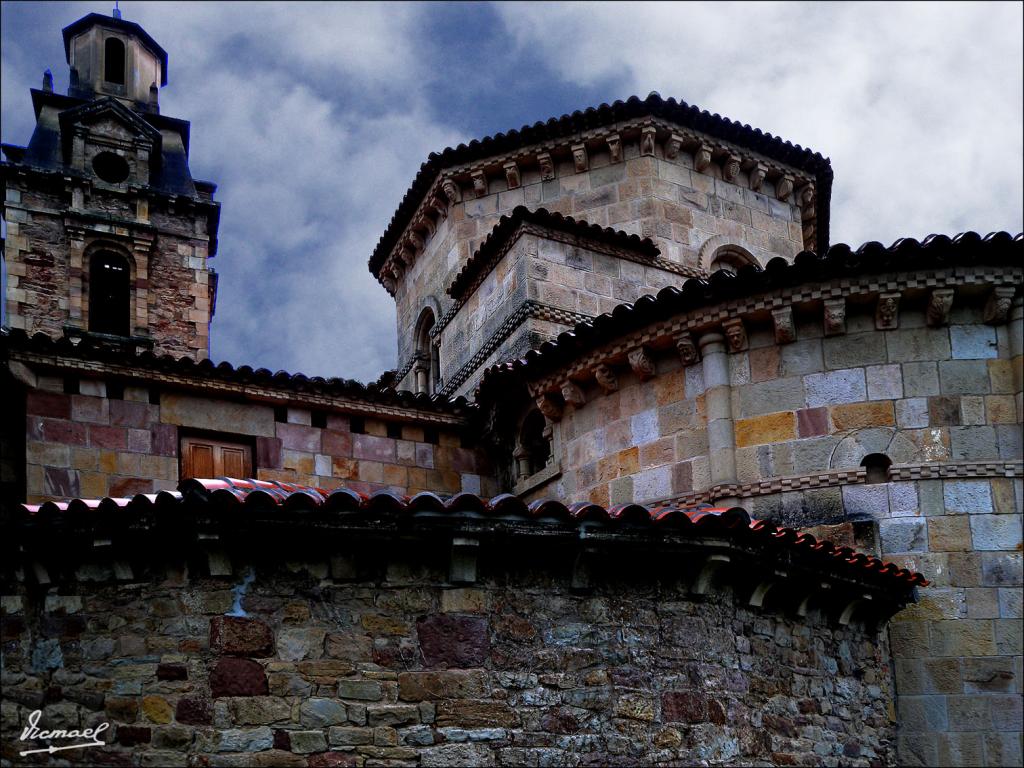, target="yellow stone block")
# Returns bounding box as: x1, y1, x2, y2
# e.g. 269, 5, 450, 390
829, 401, 895, 431
735, 411, 797, 447
359, 461, 384, 483
79, 471, 107, 499
382, 464, 408, 488
141, 695, 173, 724
985, 395, 1017, 424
